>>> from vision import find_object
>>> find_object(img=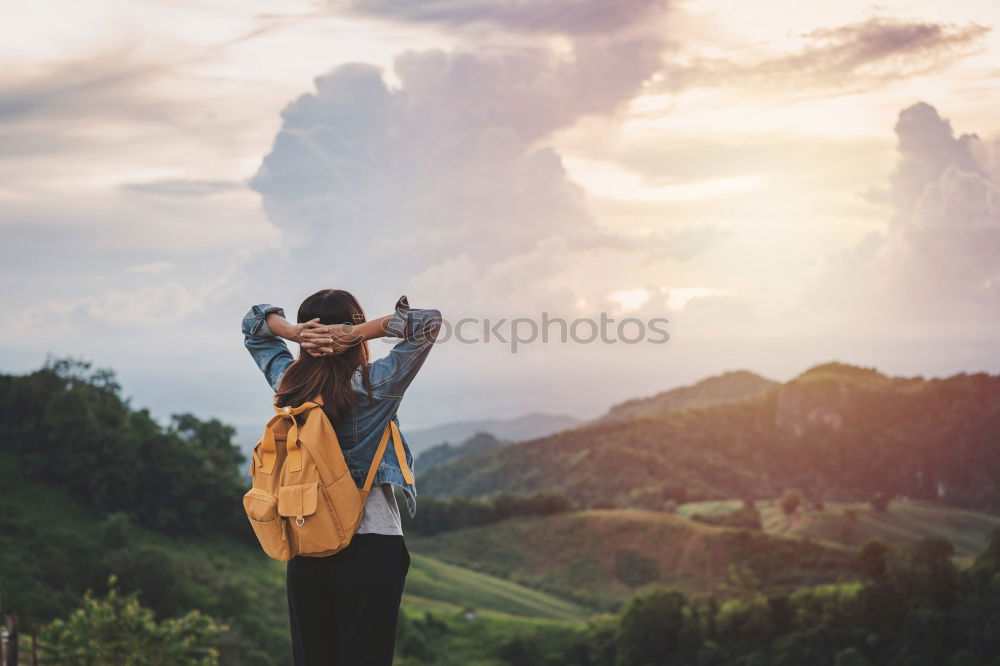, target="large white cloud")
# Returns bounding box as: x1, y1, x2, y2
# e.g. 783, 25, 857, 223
804, 102, 1000, 329
248, 32, 683, 314
883, 103, 1000, 318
